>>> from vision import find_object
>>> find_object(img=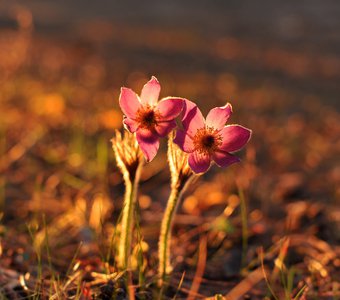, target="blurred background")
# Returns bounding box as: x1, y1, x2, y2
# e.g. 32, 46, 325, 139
0, 0, 339, 298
